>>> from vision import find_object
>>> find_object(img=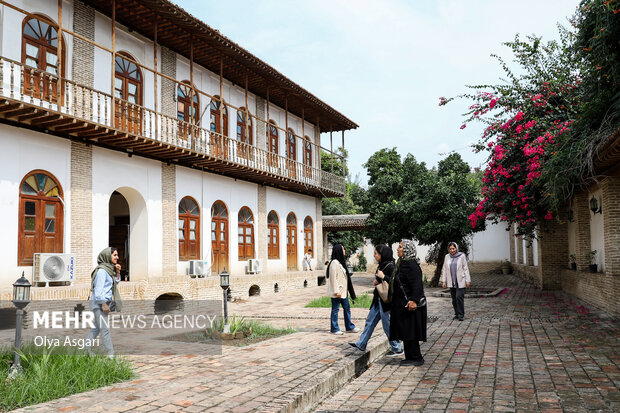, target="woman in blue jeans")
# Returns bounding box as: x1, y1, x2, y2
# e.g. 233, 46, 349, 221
326, 244, 359, 335
349, 244, 403, 355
